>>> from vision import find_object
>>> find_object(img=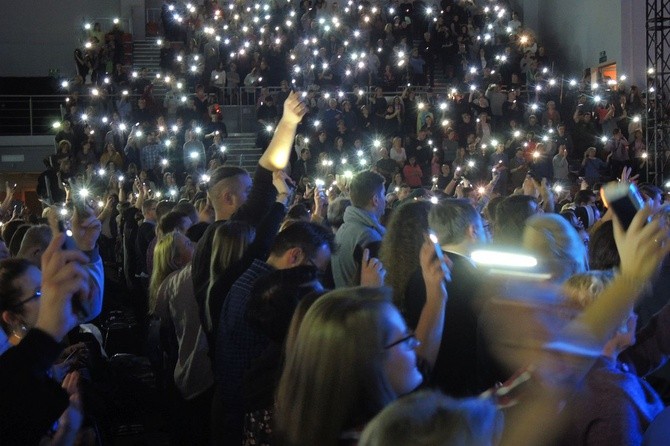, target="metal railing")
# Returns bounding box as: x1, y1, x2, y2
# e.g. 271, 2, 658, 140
0, 85, 535, 136
0, 96, 66, 136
